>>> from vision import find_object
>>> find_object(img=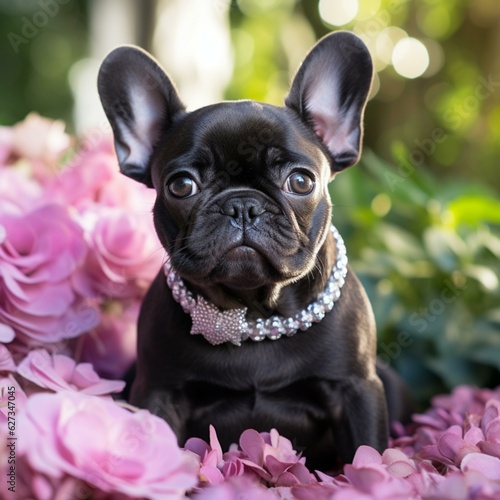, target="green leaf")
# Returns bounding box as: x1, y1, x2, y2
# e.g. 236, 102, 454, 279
375, 223, 426, 260
448, 195, 500, 226
423, 227, 467, 271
